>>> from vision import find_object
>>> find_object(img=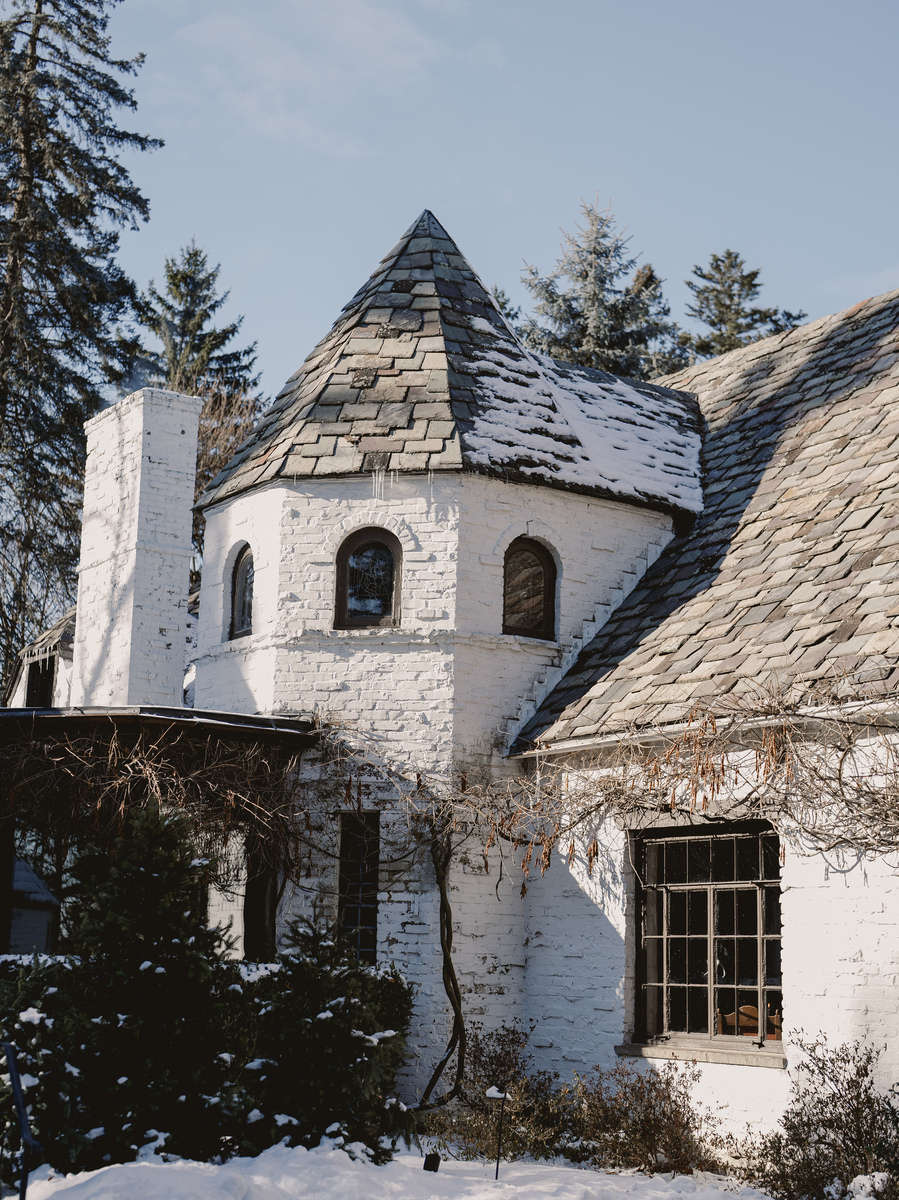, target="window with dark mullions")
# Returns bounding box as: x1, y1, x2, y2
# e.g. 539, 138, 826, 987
502, 537, 556, 639
338, 812, 380, 964
636, 823, 782, 1043
230, 545, 254, 639
335, 528, 401, 629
